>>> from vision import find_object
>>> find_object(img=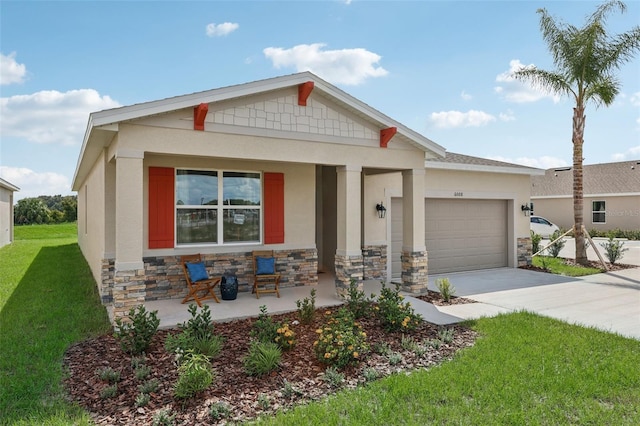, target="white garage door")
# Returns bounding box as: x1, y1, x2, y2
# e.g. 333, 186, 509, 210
391, 198, 508, 276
